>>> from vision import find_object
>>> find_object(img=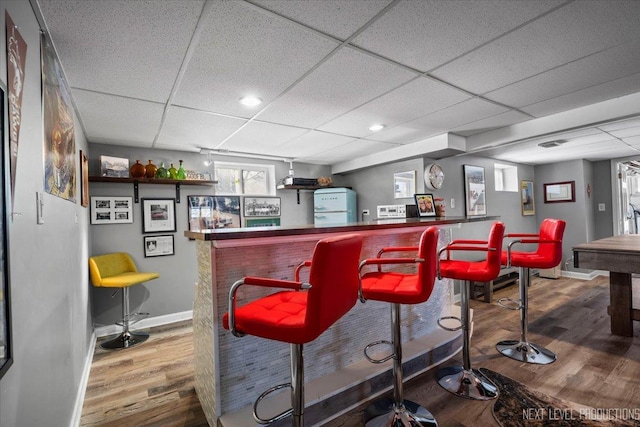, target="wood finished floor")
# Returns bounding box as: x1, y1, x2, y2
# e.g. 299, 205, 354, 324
80, 275, 640, 426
